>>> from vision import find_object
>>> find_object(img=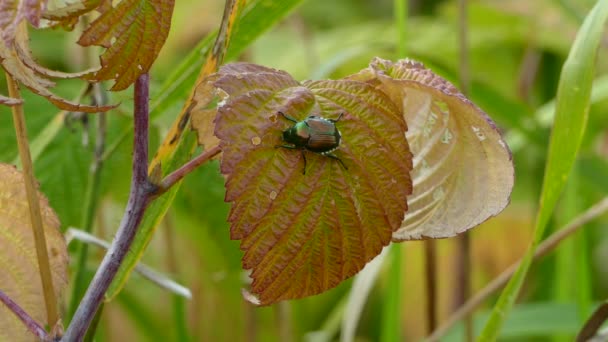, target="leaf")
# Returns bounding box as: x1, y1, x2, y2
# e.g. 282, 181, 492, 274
0, 25, 115, 112
78, 0, 175, 91
478, 1, 608, 339
42, 0, 101, 21
210, 62, 413, 305
0, 0, 46, 43
347, 58, 514, 240
0, 163, 68, 340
